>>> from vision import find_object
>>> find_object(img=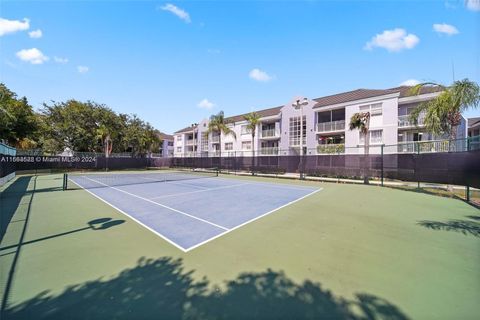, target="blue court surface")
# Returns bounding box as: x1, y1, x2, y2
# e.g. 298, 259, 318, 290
69, 172, 321, 251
